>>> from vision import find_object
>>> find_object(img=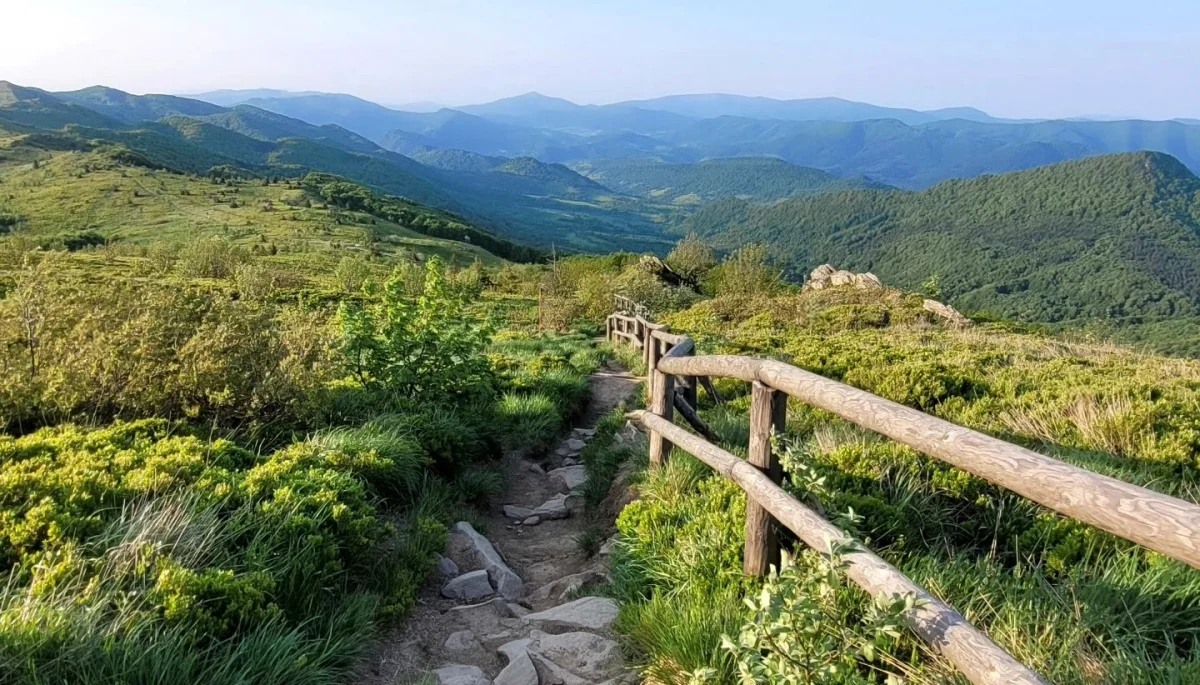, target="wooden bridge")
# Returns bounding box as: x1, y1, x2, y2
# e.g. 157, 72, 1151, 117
606, 299, 1200, 685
